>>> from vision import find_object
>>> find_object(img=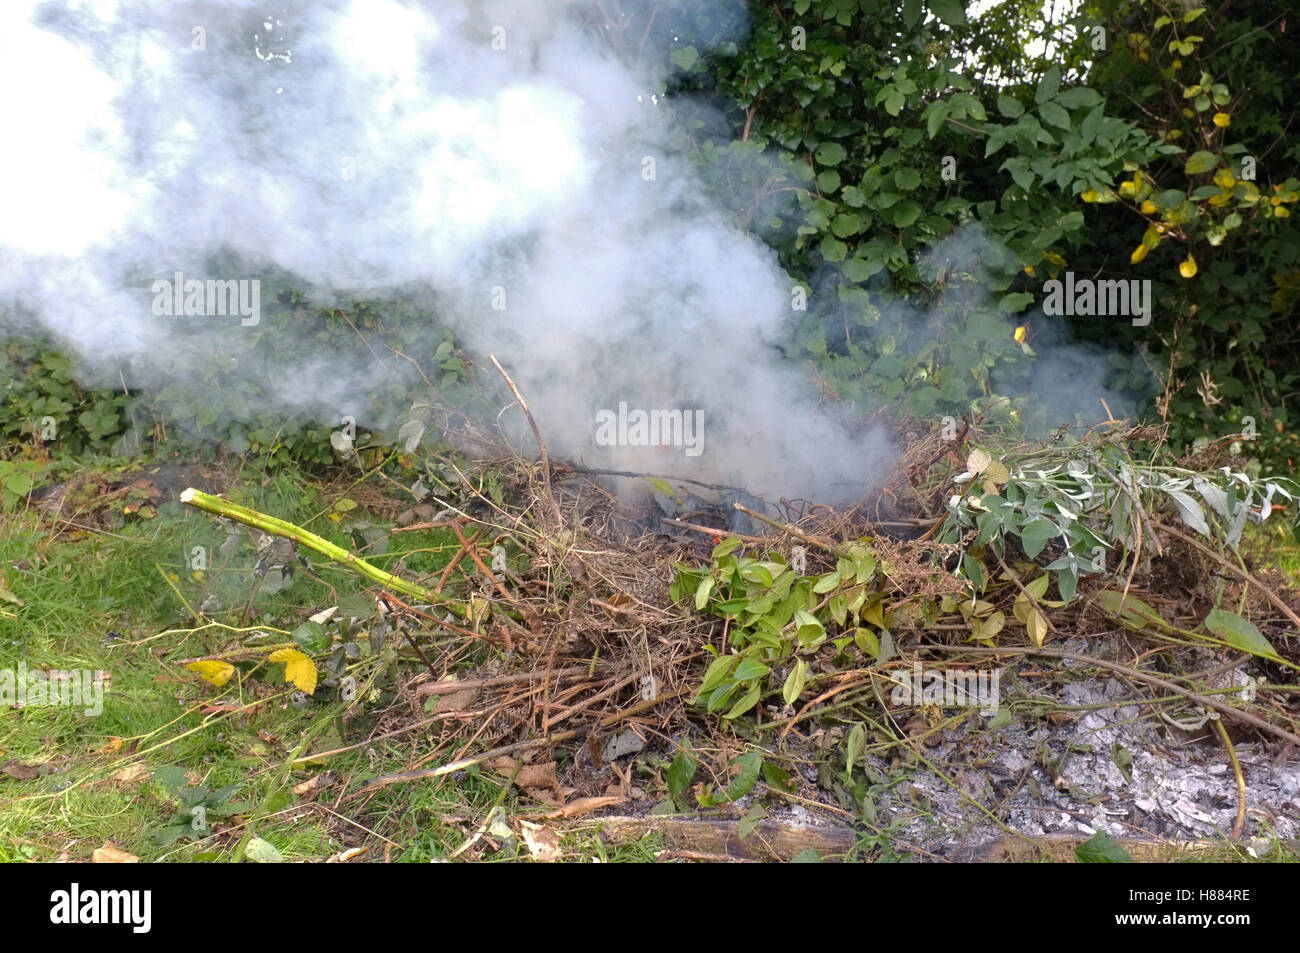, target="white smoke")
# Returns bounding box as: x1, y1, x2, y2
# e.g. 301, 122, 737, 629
1, 0, 899, 501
